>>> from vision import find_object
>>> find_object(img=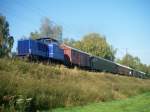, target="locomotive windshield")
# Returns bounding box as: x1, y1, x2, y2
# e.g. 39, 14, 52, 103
36, 37, 59, 45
